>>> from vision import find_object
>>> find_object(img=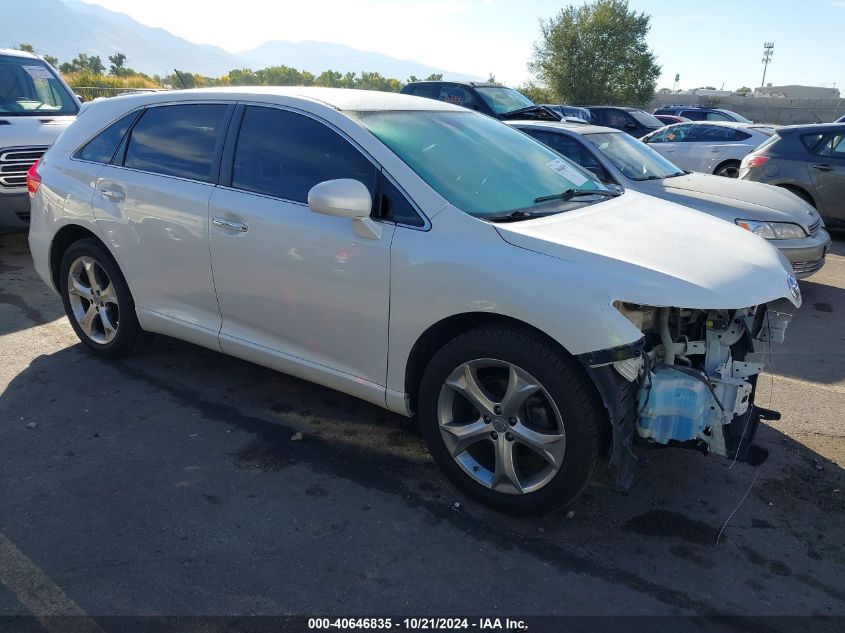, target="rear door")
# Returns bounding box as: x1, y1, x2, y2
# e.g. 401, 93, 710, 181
807, 133, 845, 223
91, 102, 233, 343
642, 124, 693, 169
